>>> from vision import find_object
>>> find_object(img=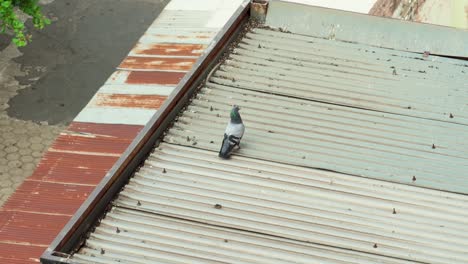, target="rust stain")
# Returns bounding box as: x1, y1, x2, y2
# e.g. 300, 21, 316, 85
0, 243, 45, 264
0, 211, 69, 246
29, 151, 118, 185
133, 43, 206, 56
94, 93, 167, 109
51, 133, 133, 155
69, 122, 143, 139
3, 180, 94, 215
127, 71, 185, 85
119, 56, 196, 71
